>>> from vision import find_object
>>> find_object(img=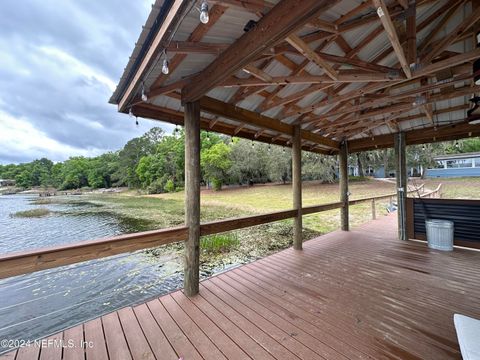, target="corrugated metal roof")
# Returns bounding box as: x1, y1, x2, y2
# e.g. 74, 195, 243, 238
112, 0, 477, 147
